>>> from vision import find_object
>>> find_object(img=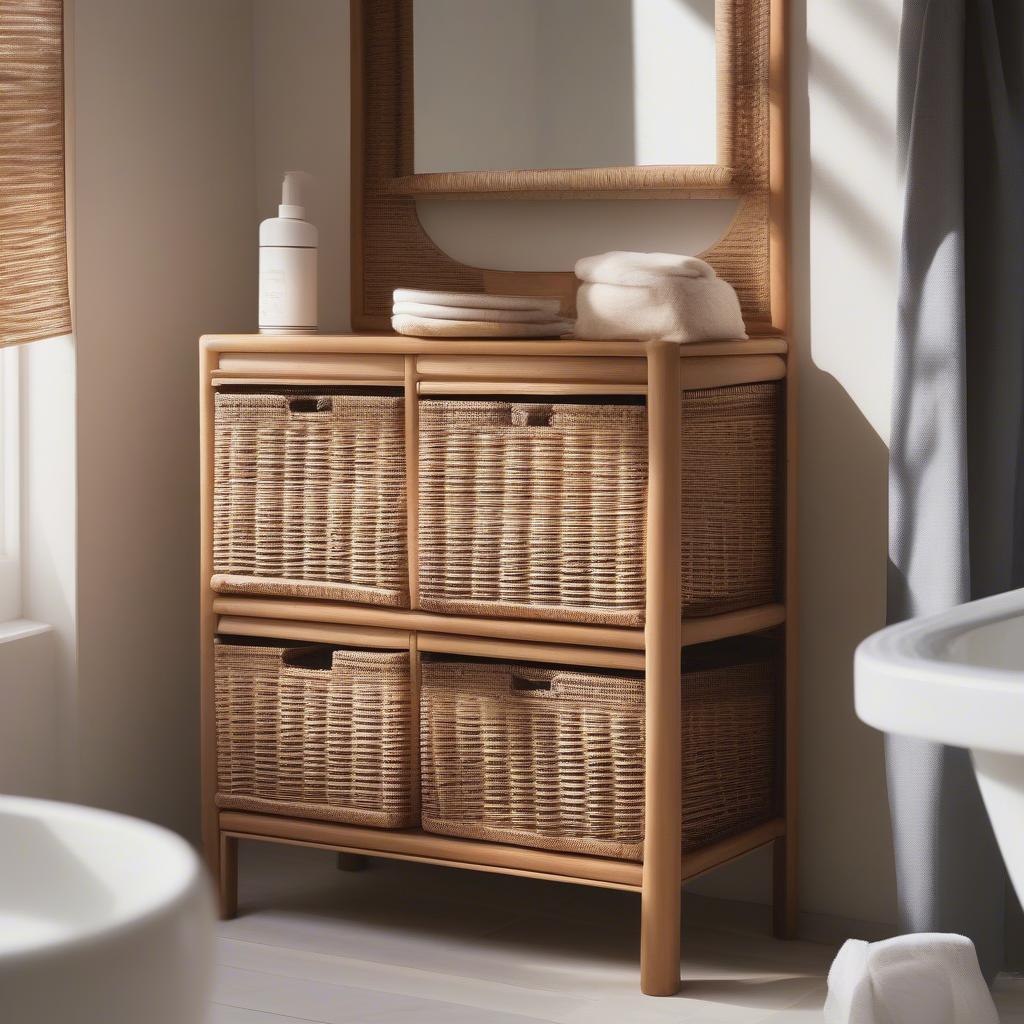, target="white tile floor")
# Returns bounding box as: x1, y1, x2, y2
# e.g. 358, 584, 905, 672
213, 841, 1024, 1023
